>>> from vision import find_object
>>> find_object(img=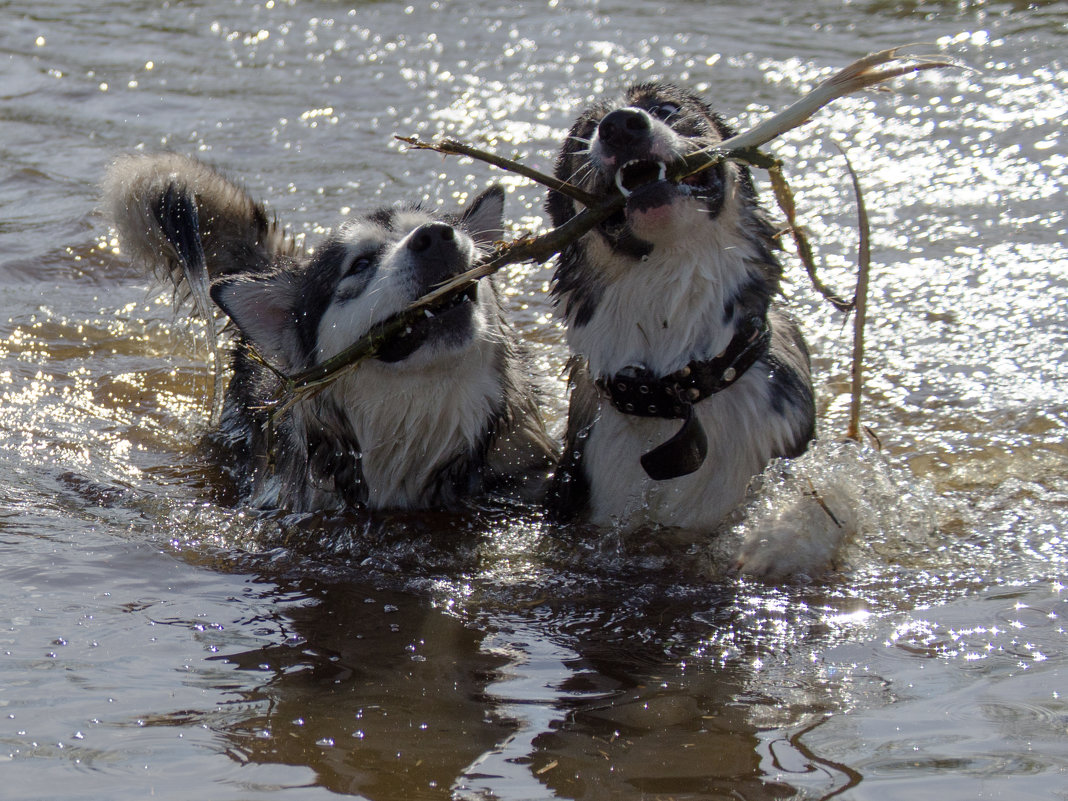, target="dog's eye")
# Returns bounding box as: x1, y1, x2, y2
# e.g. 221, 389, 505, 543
648, 102, 680, 121
344, 255, 374, 277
